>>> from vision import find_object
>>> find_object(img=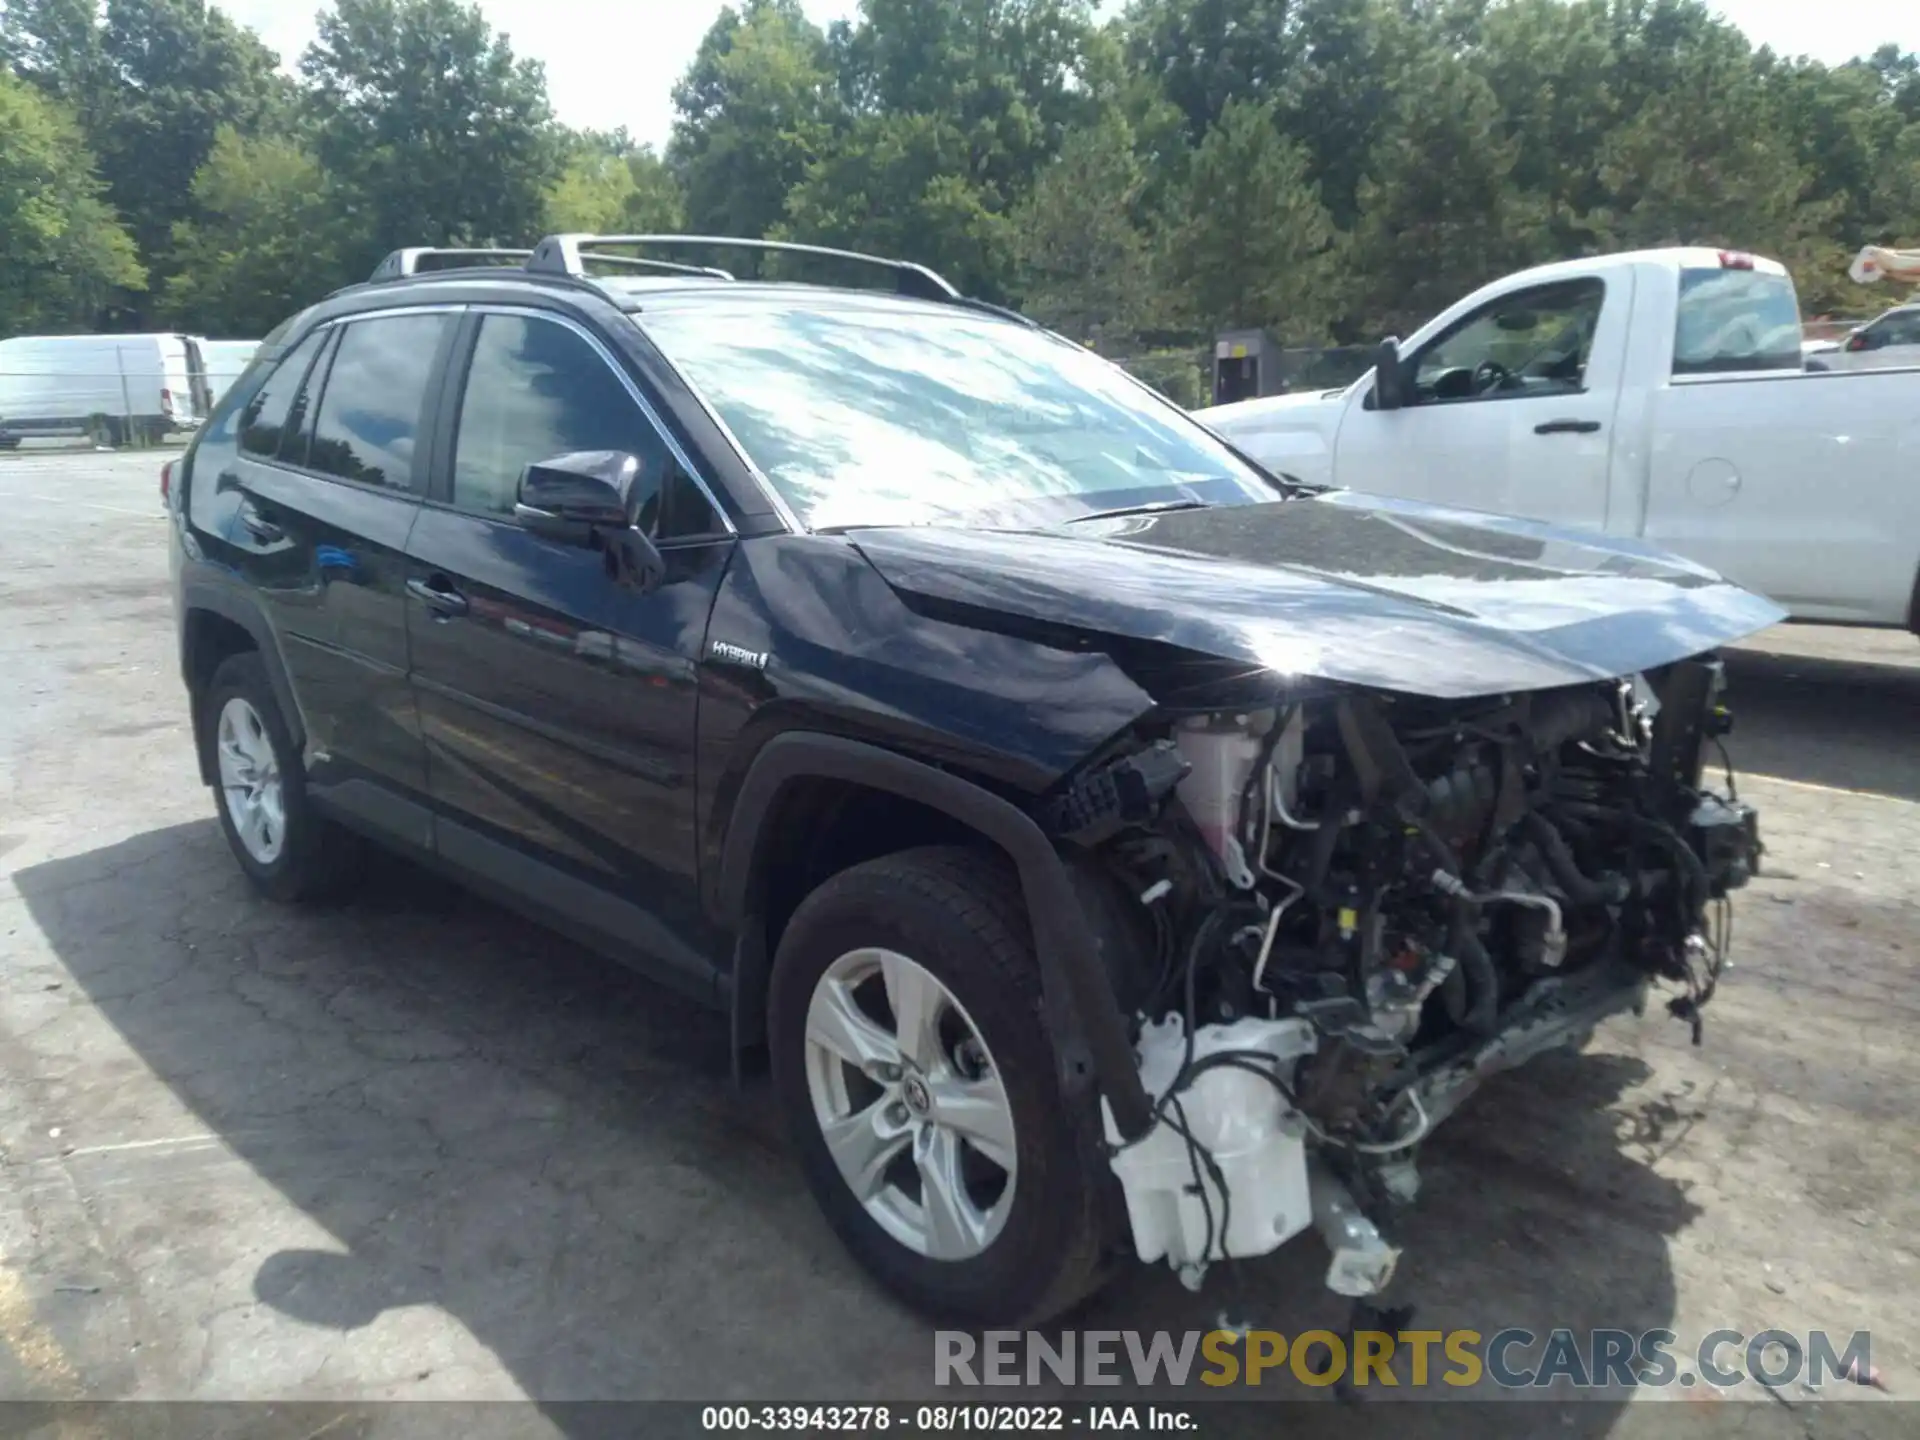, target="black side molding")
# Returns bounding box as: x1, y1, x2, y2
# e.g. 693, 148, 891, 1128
719, 732, 1156, 1140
